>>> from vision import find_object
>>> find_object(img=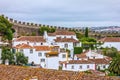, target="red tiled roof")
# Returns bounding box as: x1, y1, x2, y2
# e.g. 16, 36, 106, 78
14, 44, 33, 49
75, 50, 89, 58
0, 65, 119, 80
55, 30, 75, 35
14, 36, 46, 42
54, 37, 79, 42
48, 33, 56, 36
34, 46, 50, 51
89, 59, 110, 64
48, 30, 75, 36
99, 37, 120, 42
67, 60, 94, 64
